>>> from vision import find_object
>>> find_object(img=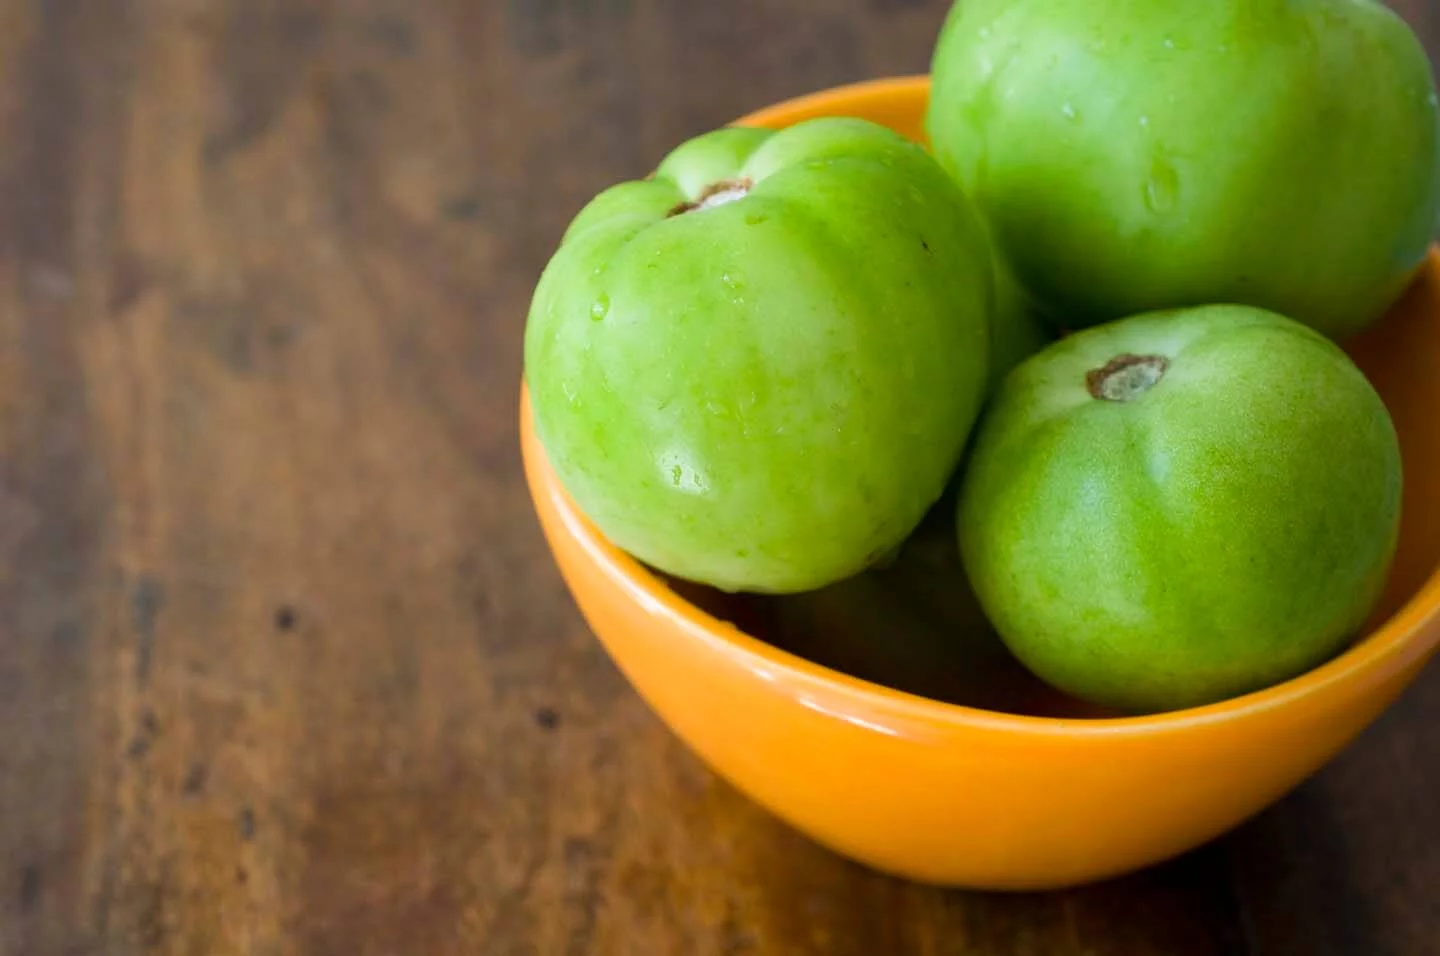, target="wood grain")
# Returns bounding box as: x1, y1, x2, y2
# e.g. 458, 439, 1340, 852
0, 1, 1434, 954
